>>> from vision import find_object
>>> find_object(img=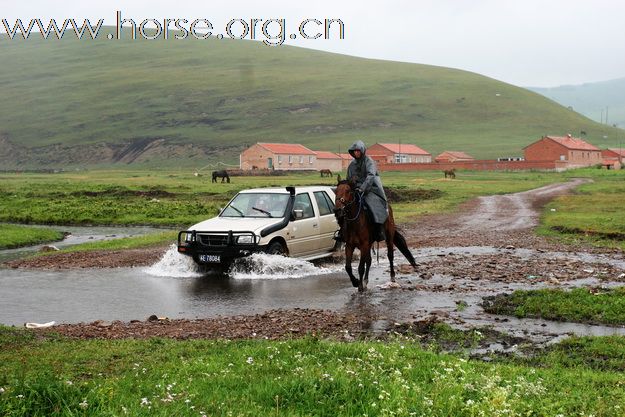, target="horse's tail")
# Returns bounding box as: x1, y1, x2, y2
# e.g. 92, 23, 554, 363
393, 229, 417, 268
